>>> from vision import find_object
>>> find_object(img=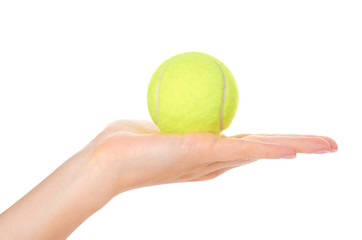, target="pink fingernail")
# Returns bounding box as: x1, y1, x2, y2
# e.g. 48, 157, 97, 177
282, 154, 296, 159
